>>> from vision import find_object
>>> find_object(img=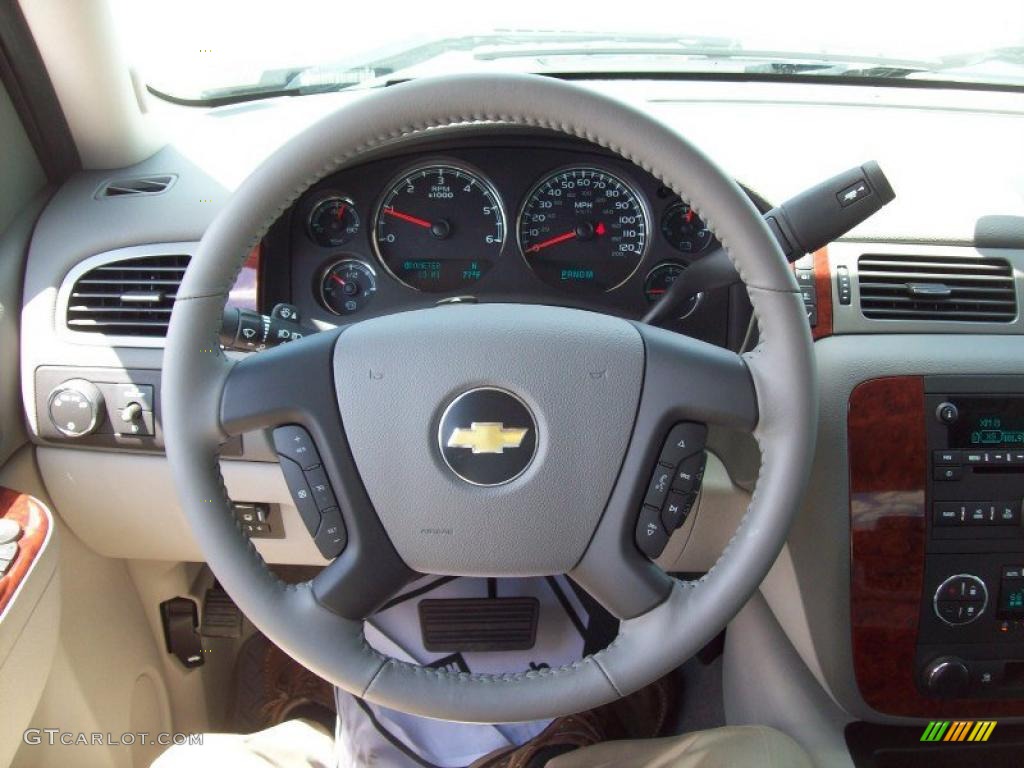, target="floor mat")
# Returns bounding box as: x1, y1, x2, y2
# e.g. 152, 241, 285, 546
231, 632, 336, 734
